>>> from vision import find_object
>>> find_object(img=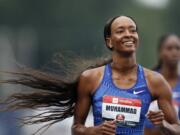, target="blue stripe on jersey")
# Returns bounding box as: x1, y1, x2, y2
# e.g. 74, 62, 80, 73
173, 77, 180, 118
92, 64, 152, 135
